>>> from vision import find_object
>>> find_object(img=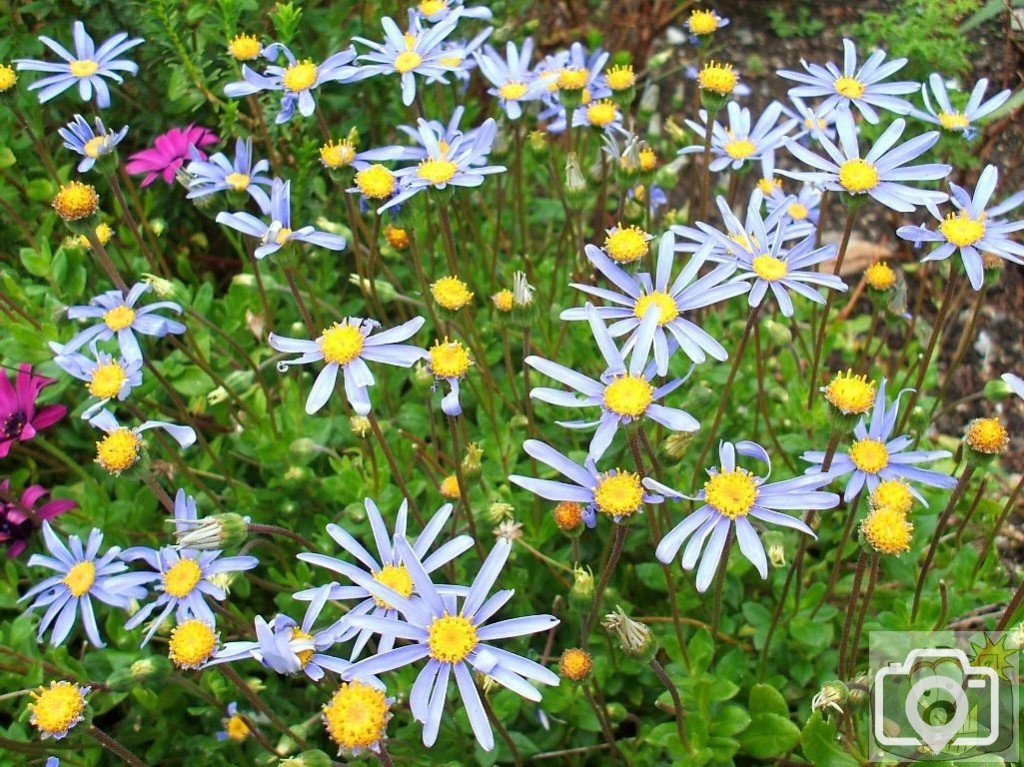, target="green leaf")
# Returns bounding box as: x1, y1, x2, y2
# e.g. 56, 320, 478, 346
739, 713, 801, 759
801, 712, 860, 767
20, 247, 50, 278
749, 684, 789, 717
